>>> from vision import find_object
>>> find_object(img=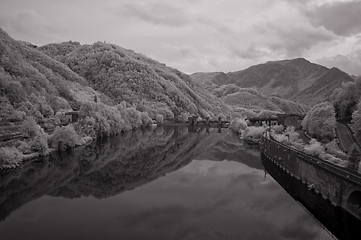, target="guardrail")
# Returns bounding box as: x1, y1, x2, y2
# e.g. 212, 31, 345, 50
260, 135, 361, 185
